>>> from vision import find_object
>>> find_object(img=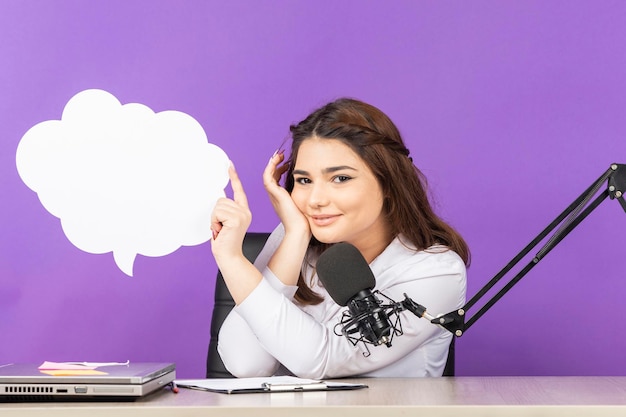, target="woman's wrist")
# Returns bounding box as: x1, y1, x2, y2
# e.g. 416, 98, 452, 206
281, 215, 311, 238
282, 224, 311, 243
267, 229, 310, 287
217, 255, 263, 305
